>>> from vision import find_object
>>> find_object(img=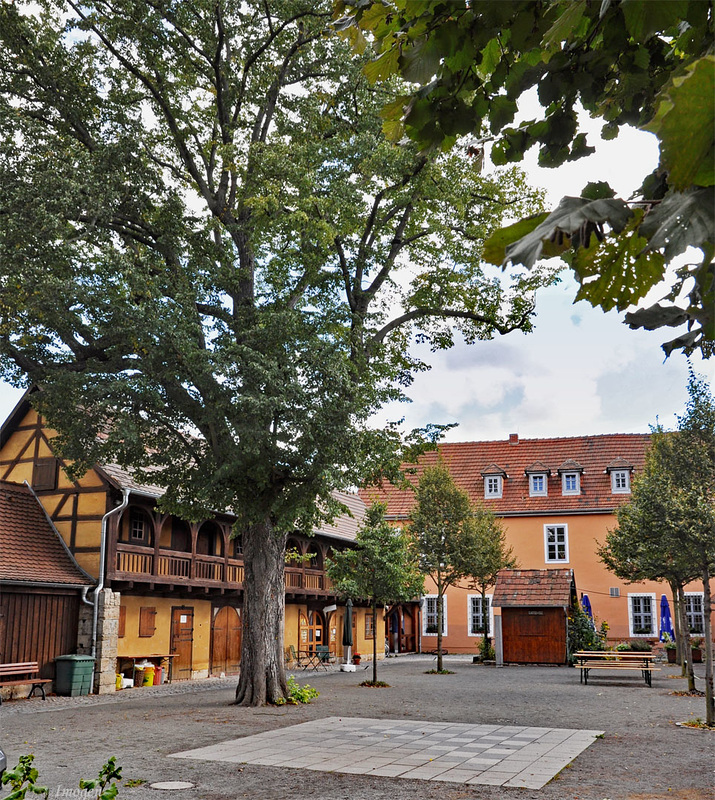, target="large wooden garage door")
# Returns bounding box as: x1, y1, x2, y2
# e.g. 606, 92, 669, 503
502, 607, 565, 664
0, 589, 80, 678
